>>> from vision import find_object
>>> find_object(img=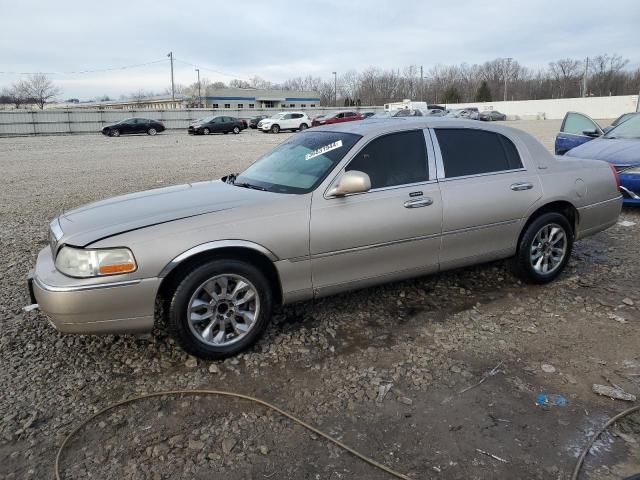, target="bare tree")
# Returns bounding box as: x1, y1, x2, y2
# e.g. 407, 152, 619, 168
21, 74, 61, 109
549, 59, 582, 97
